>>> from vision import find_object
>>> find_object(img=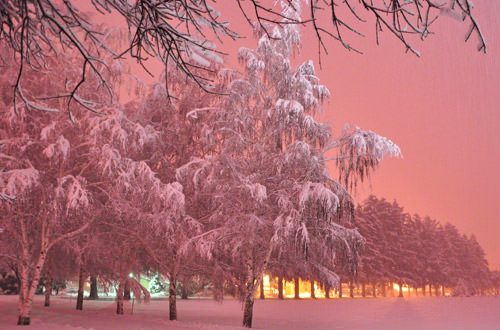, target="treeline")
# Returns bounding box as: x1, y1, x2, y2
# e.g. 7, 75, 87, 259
351, 195, 500, 297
